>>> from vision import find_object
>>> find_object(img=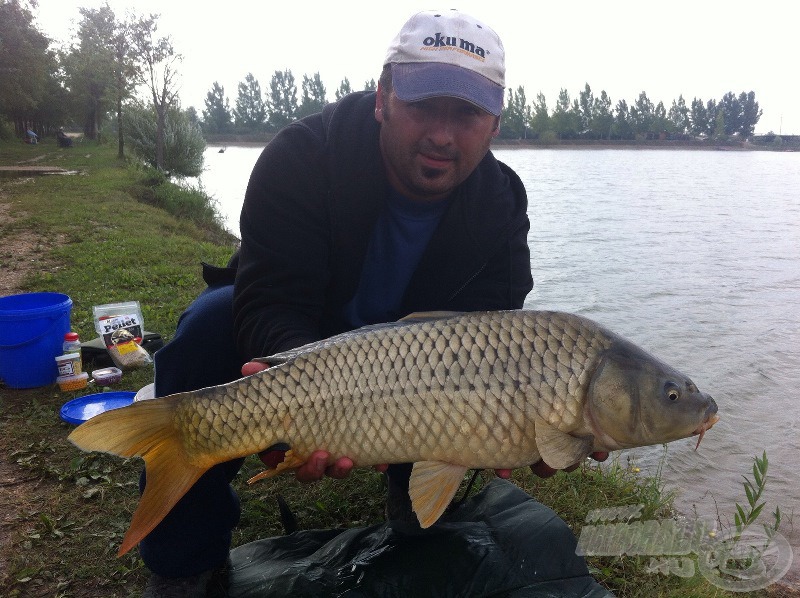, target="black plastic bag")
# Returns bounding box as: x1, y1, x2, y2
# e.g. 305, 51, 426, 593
227, 479, 612, 597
